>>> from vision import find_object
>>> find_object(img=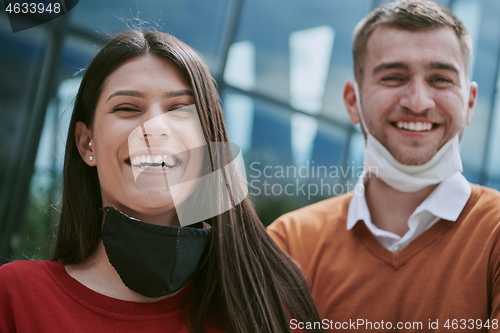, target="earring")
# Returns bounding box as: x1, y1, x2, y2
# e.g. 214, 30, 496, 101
89, 156, 94, 161
89, 142, 93, 147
